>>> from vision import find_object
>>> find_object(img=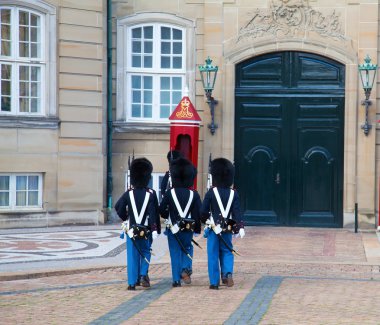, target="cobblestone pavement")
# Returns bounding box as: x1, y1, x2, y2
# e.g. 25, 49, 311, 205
1, 226, 380, 324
